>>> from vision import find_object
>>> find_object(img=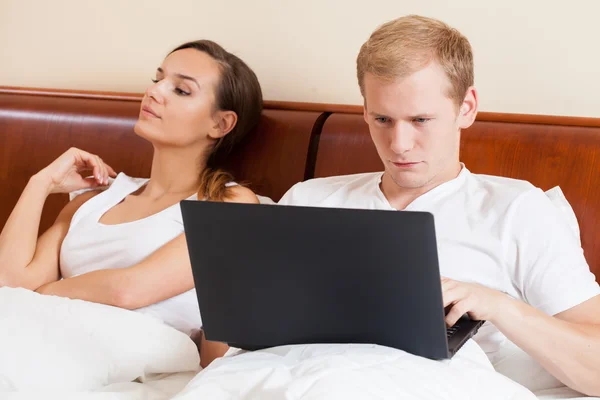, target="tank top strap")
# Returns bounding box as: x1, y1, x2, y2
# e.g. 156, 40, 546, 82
68, 173, 149, 230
